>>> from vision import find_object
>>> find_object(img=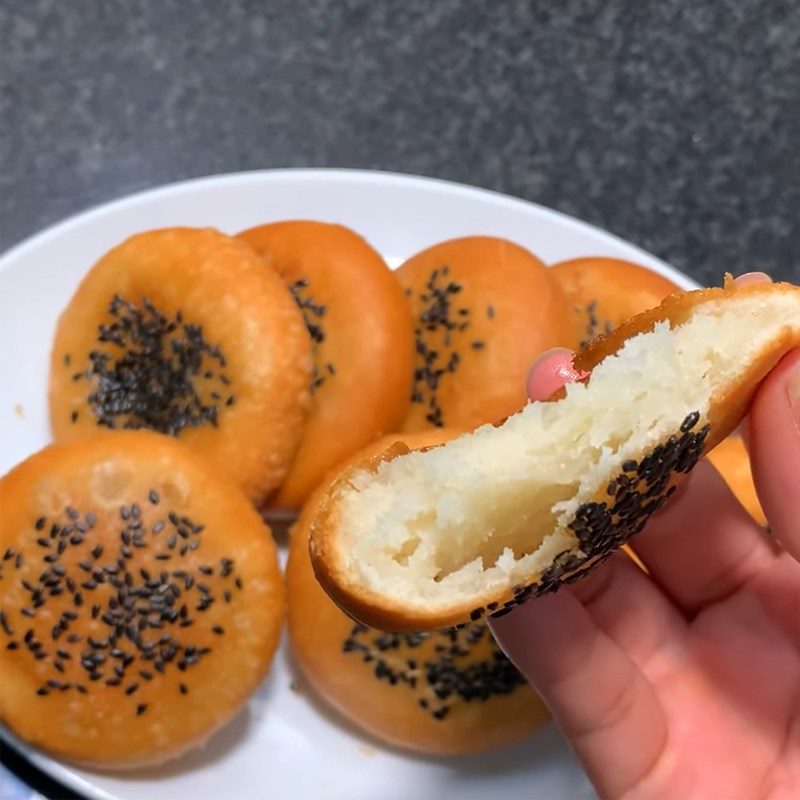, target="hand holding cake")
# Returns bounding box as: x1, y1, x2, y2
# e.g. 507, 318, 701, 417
491, 275, 800, 798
